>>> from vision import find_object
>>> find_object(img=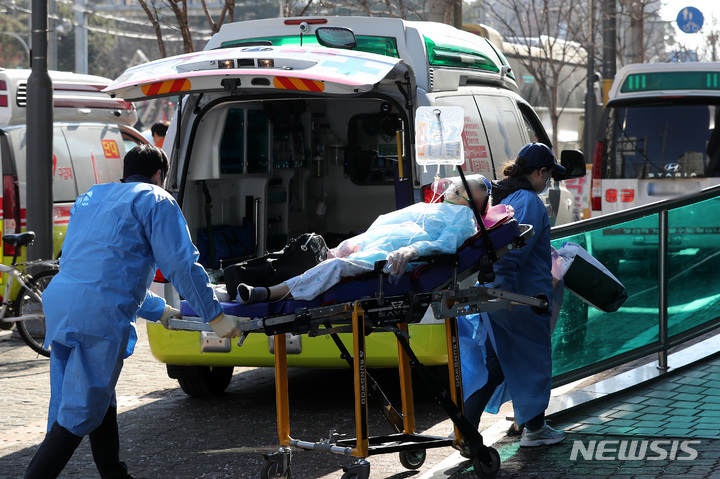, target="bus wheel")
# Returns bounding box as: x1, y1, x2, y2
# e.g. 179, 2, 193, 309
167, 365, 234, 396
